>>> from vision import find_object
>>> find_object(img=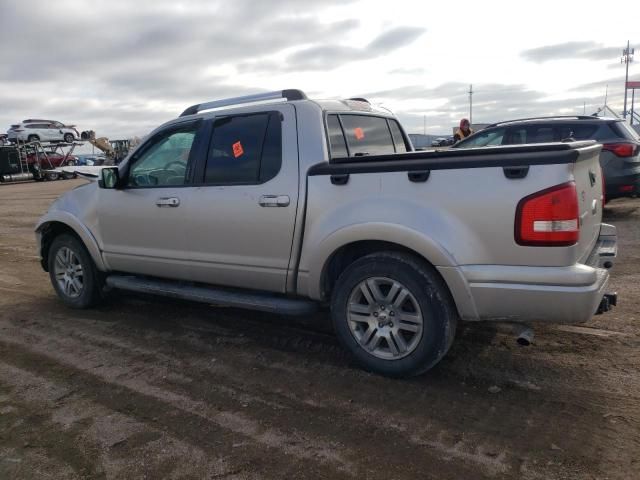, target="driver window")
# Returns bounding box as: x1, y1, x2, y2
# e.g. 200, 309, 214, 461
128, 126, 197, 187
